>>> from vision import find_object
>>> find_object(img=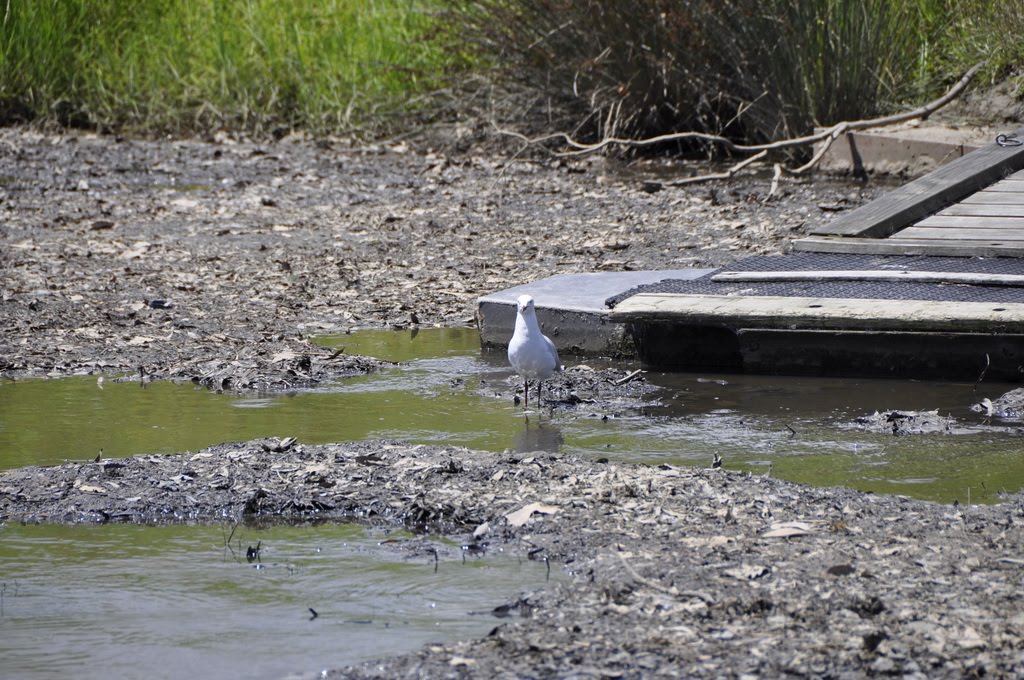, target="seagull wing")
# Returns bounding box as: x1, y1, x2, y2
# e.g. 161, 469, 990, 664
542, 334, 561, 372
